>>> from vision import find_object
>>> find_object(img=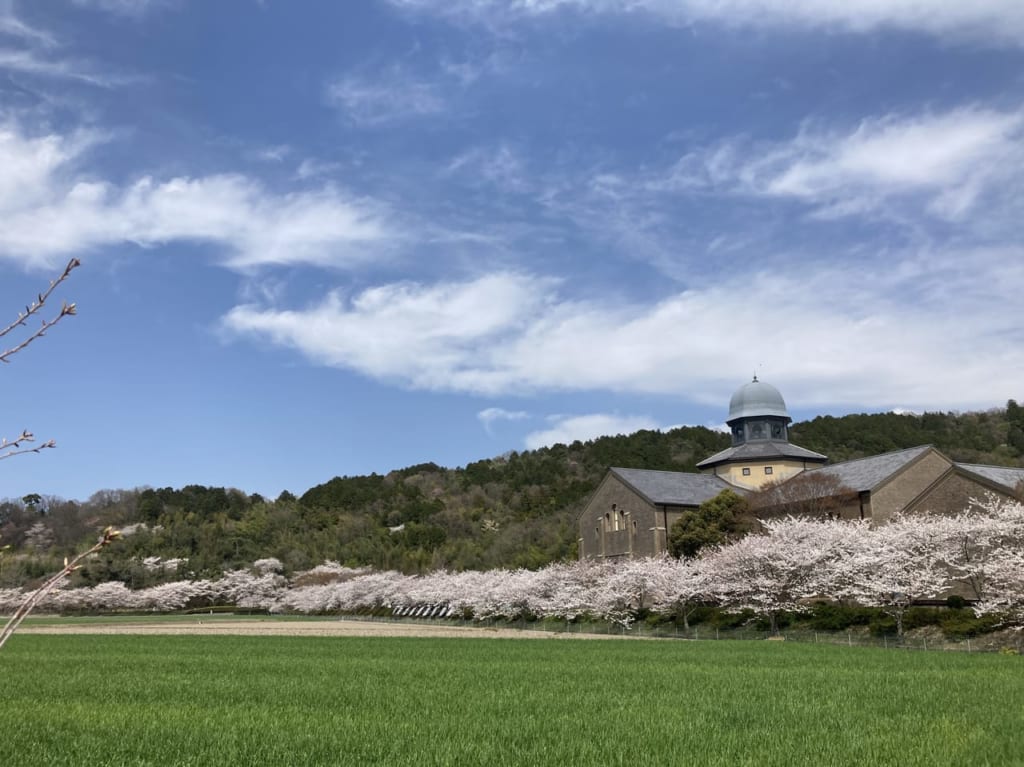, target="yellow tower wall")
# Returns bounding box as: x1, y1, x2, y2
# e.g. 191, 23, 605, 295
701, 460, 809, 490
